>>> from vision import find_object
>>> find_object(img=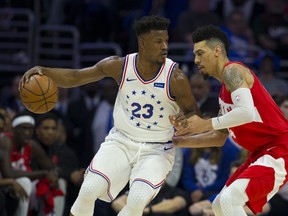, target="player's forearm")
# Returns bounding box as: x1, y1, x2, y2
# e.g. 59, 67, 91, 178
40, 66, 104, 88
173, 130, 227, 148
